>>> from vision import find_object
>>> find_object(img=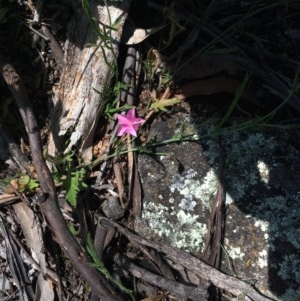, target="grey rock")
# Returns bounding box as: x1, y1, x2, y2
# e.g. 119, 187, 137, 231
136, 107, 300, 301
